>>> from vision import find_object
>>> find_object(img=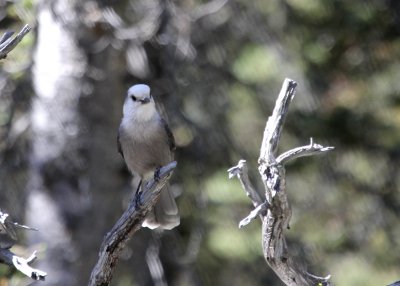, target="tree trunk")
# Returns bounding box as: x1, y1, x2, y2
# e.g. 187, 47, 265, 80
26, 0, 126, 284
27, 1, 88, 284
